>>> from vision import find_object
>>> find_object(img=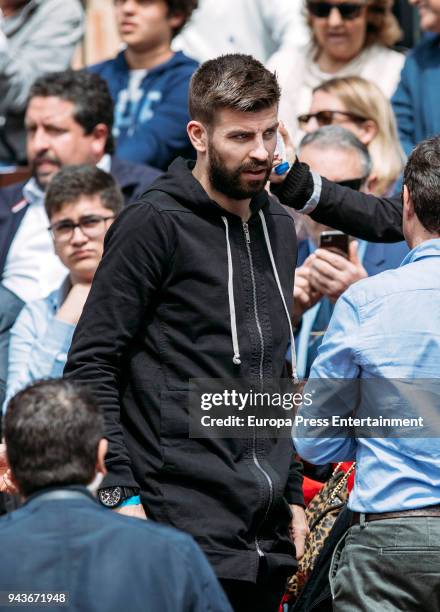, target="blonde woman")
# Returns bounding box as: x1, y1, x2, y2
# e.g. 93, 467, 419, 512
298, 75, 406, 195
268, 0, 405, 145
